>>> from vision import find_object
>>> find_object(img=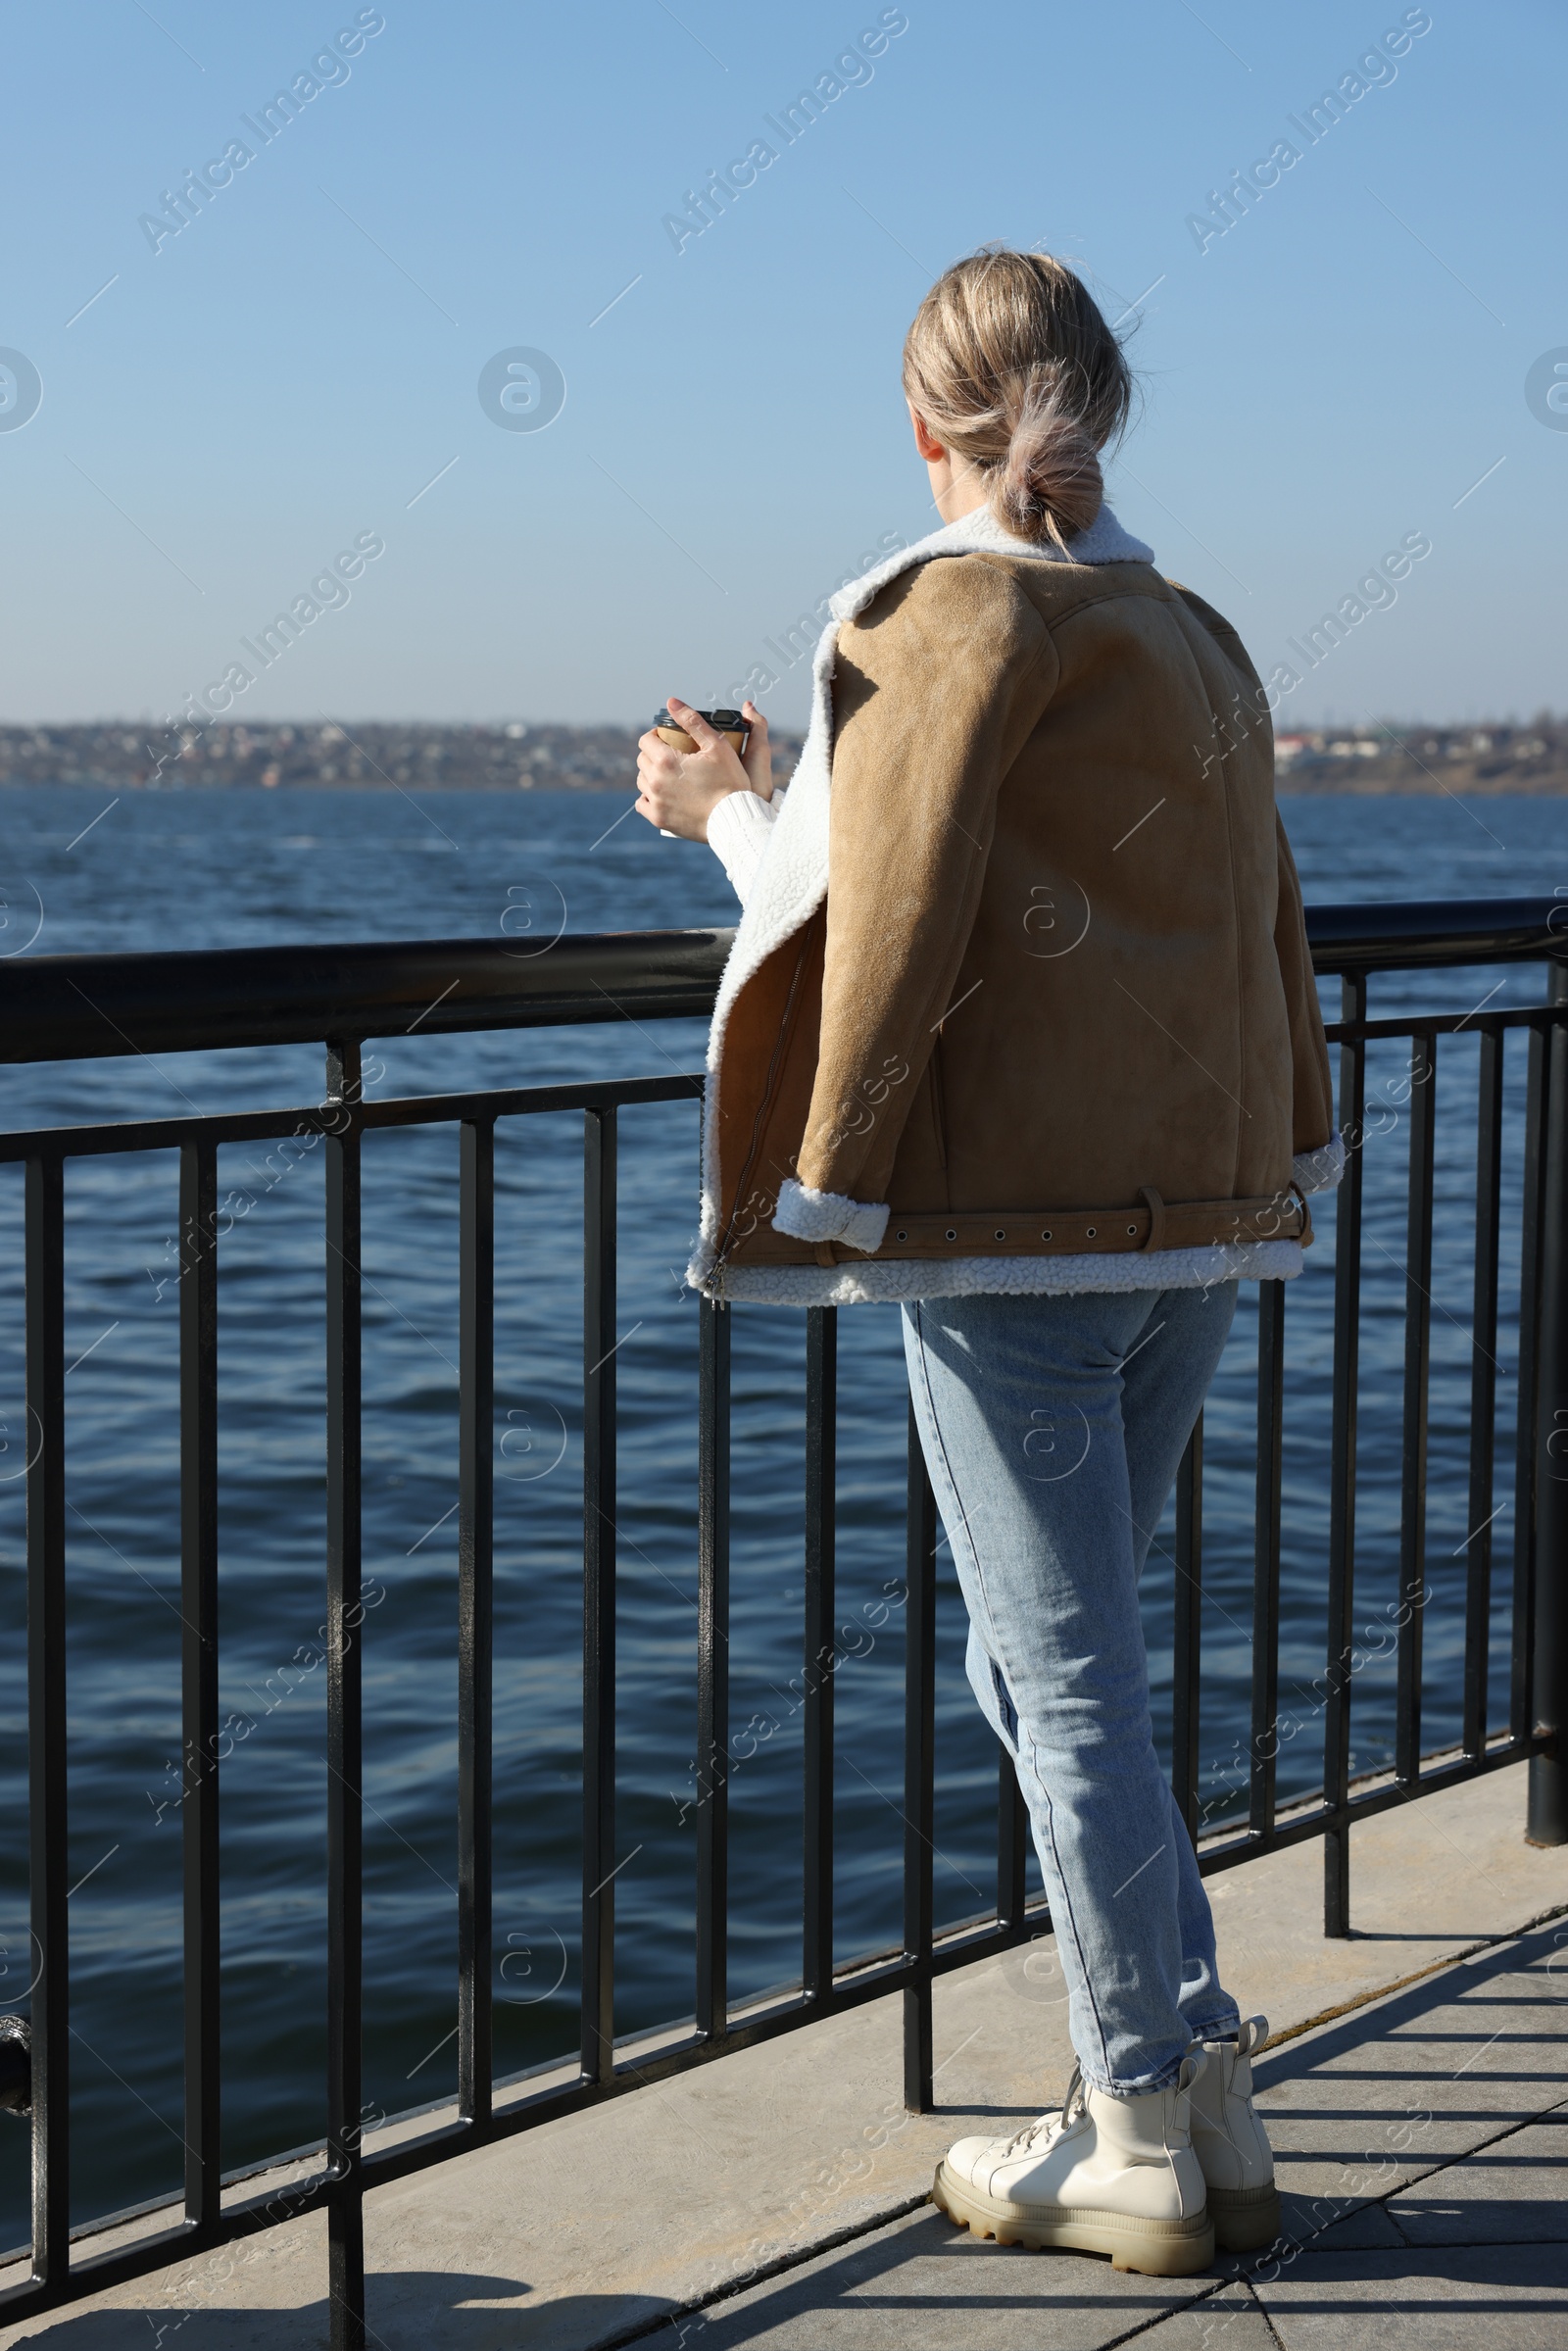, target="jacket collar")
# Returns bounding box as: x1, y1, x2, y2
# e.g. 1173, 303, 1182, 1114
828, 502, 1155, 625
